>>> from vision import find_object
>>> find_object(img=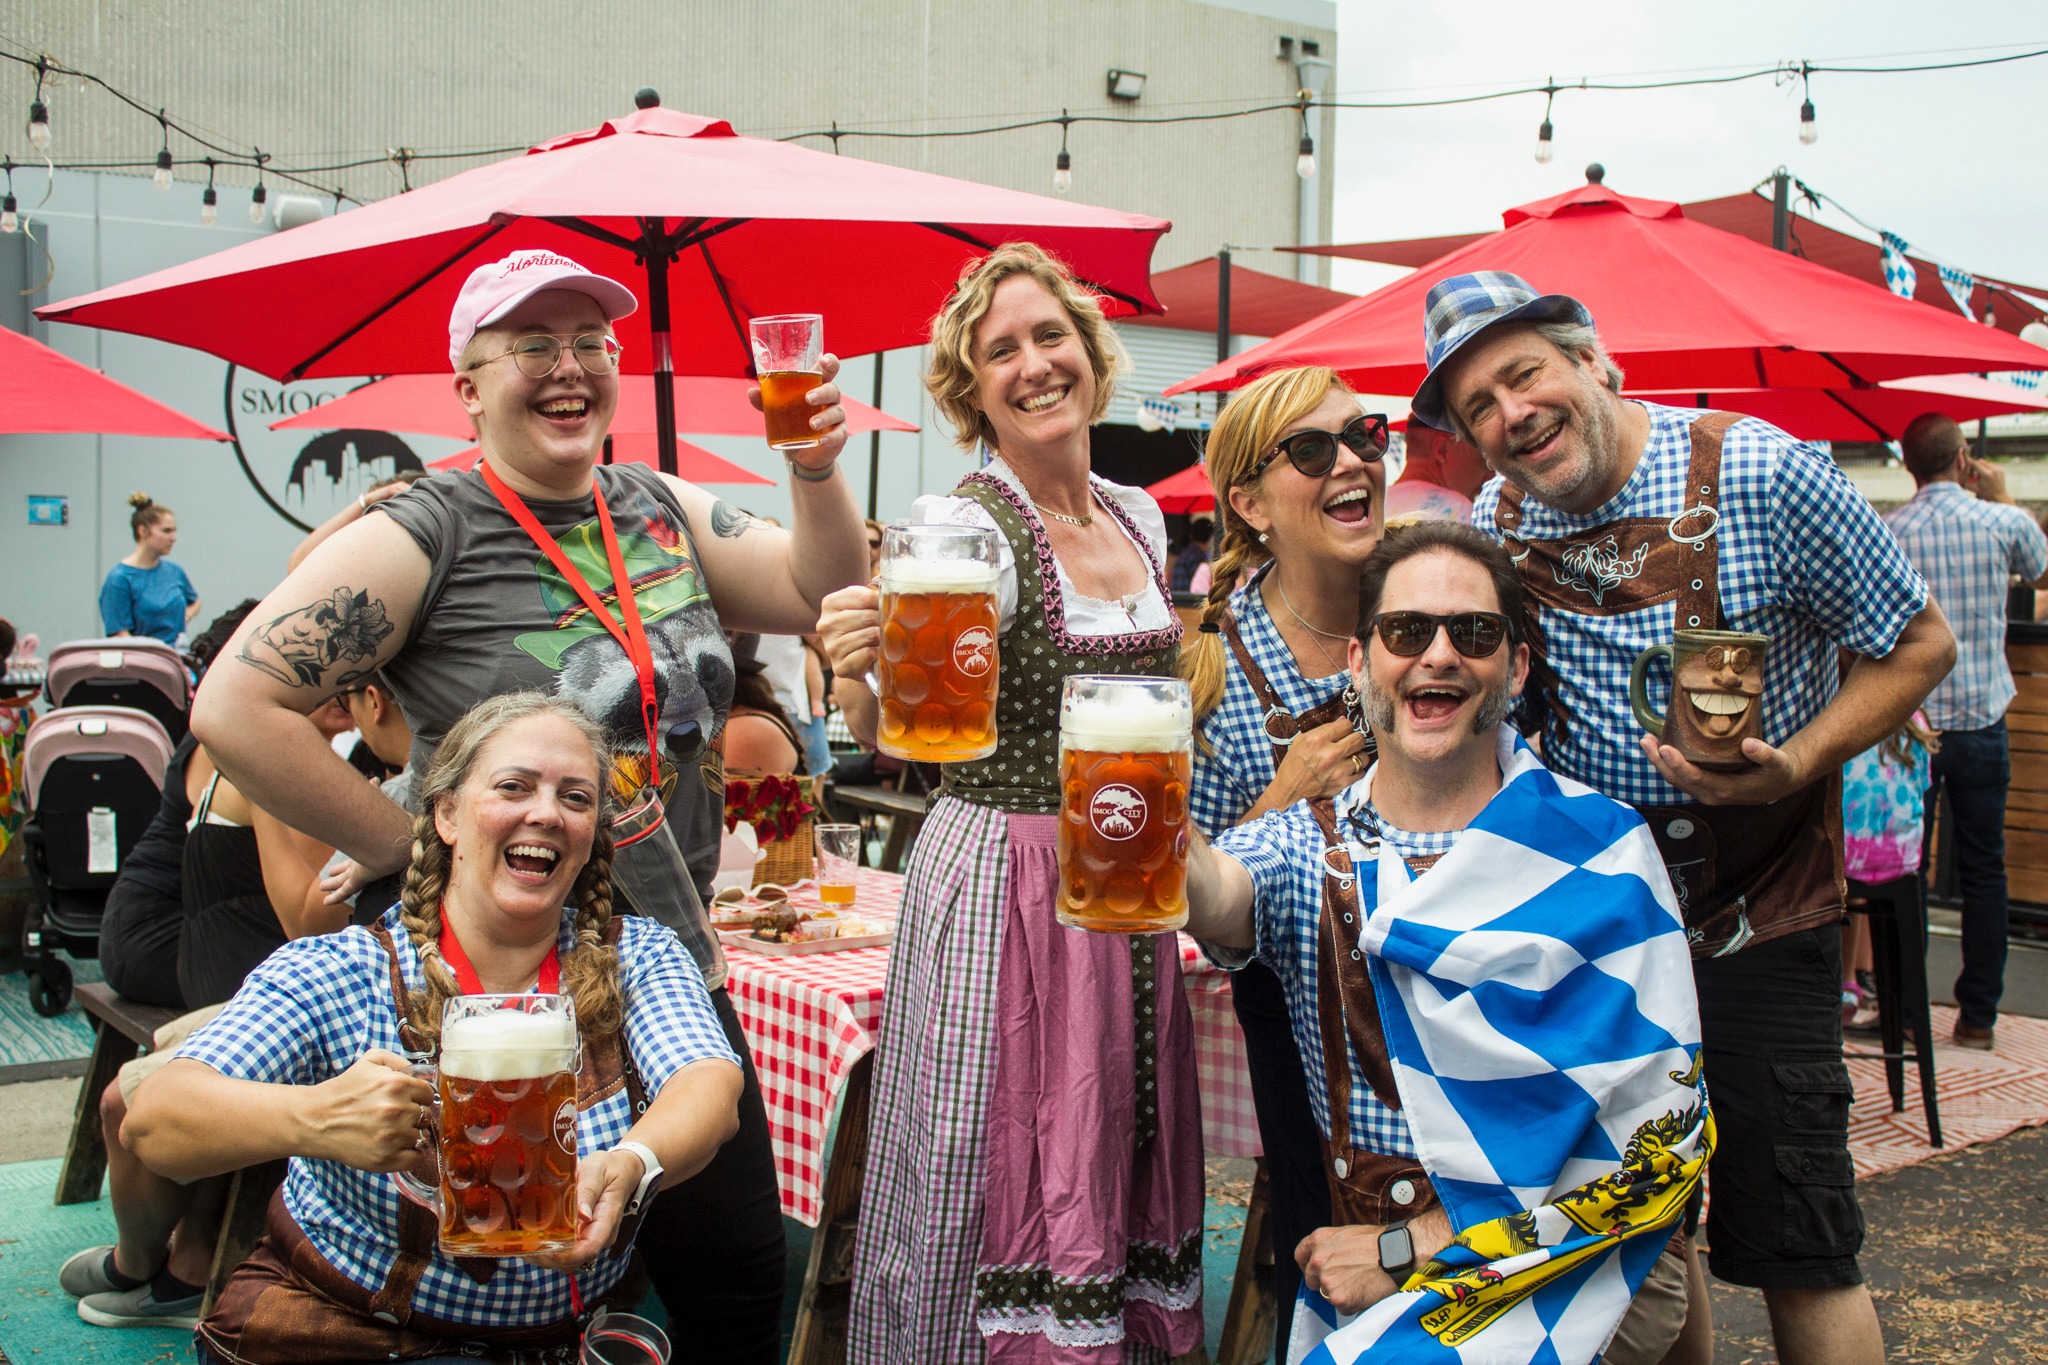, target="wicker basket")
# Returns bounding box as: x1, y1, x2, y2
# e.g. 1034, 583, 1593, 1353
754, 812, 816, 886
